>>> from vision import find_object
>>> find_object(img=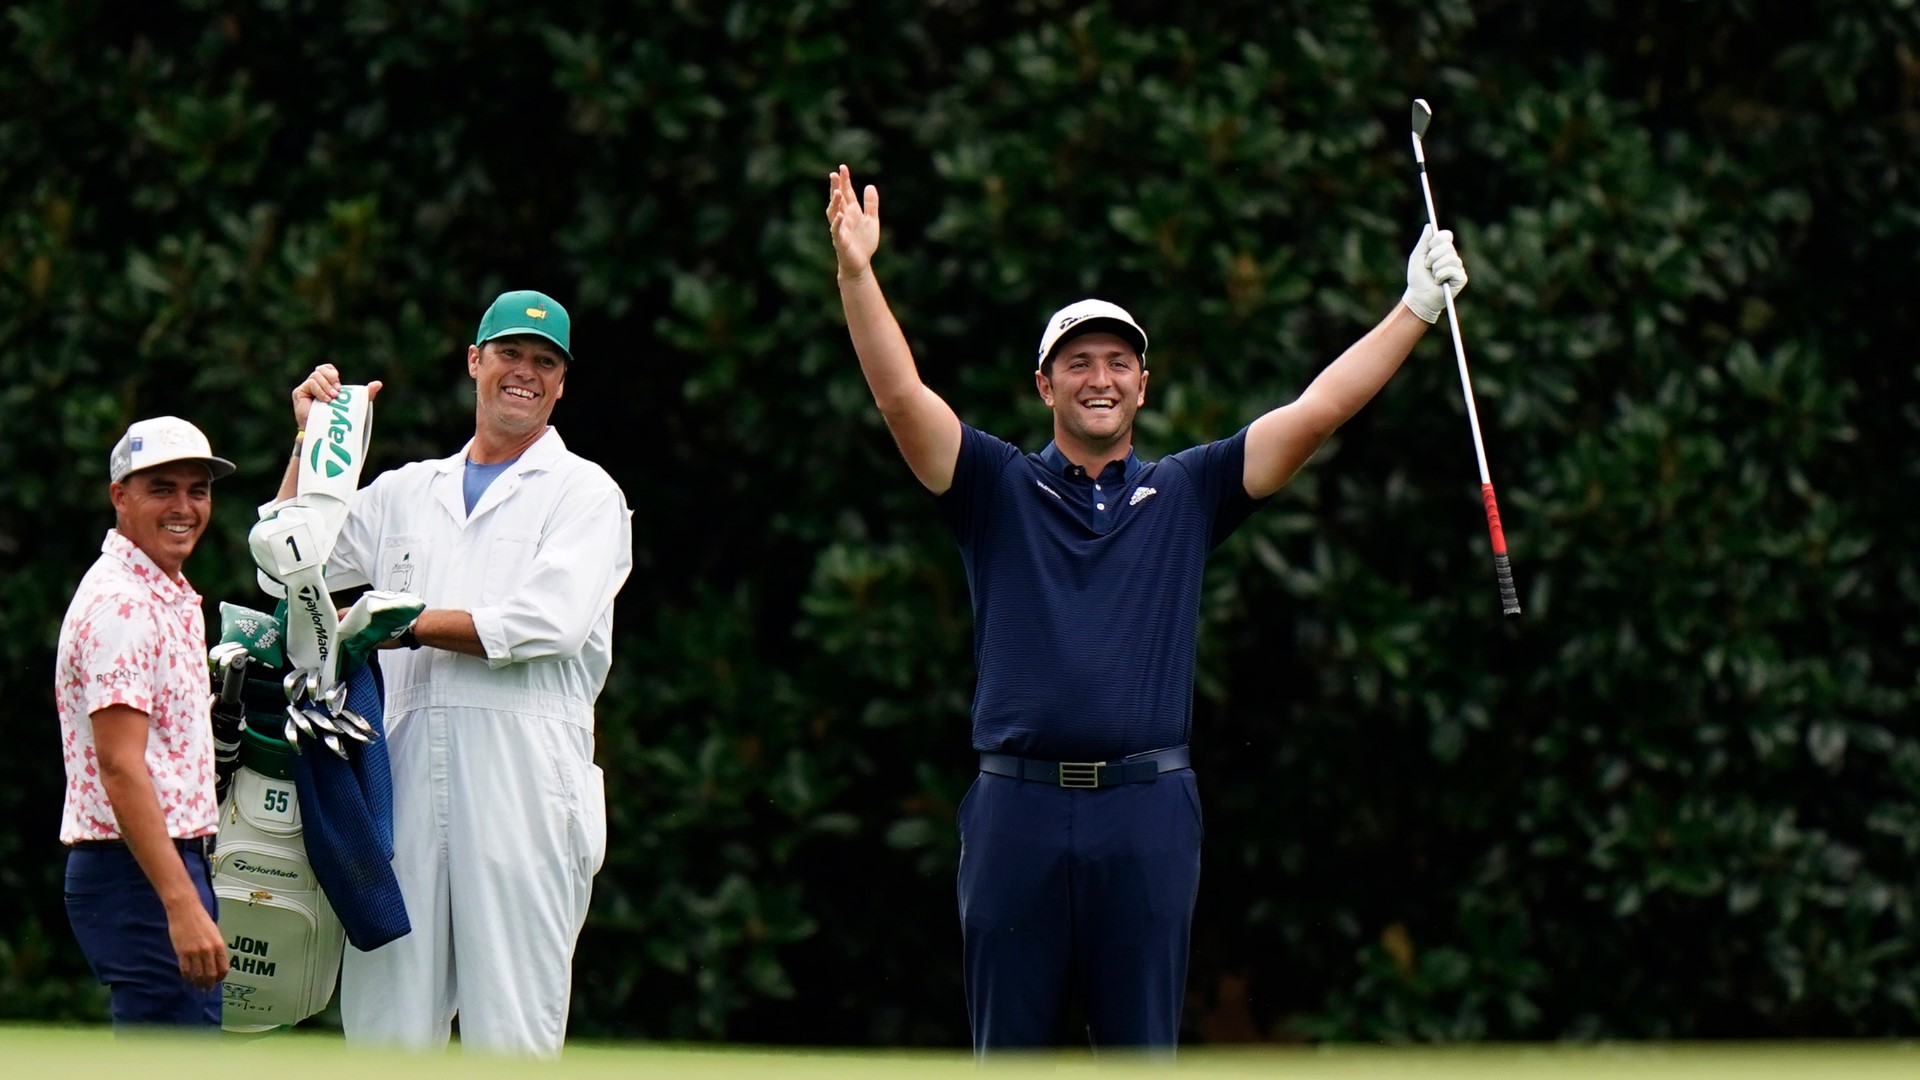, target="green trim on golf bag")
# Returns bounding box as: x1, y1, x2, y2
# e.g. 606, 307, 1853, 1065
213, 727, 346, 1033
